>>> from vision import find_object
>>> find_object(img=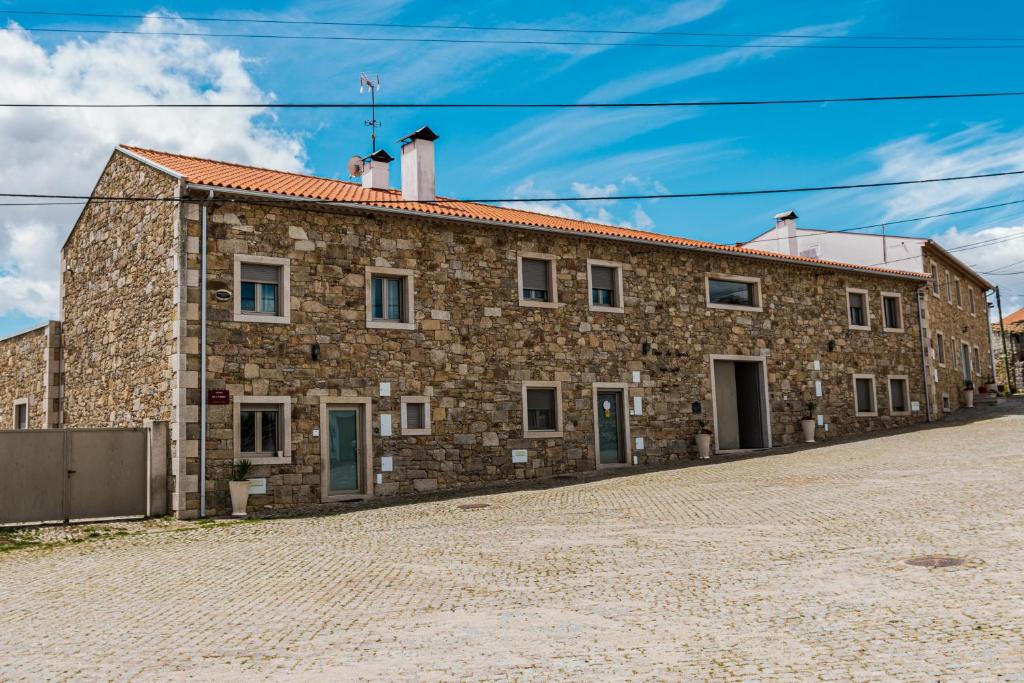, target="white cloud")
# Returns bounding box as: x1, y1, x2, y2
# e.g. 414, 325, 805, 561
0, 17, 307, 321
500, 176, 667, 230
934, 224, 1024, 316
